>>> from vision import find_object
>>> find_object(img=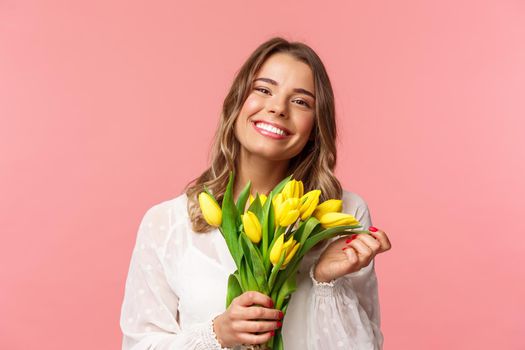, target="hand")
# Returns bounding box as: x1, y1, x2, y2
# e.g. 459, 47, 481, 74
314, 227, 391, 283
213, 291, 283, 348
